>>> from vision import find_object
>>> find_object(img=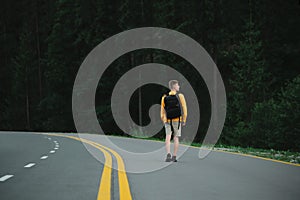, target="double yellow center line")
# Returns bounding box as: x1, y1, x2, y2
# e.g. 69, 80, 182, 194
44, 133, 132, 200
